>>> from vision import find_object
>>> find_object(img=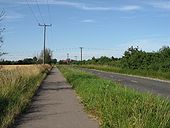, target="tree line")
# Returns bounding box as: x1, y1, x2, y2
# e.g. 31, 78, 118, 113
0, 48, 57, 65
72, 46, 170, 72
